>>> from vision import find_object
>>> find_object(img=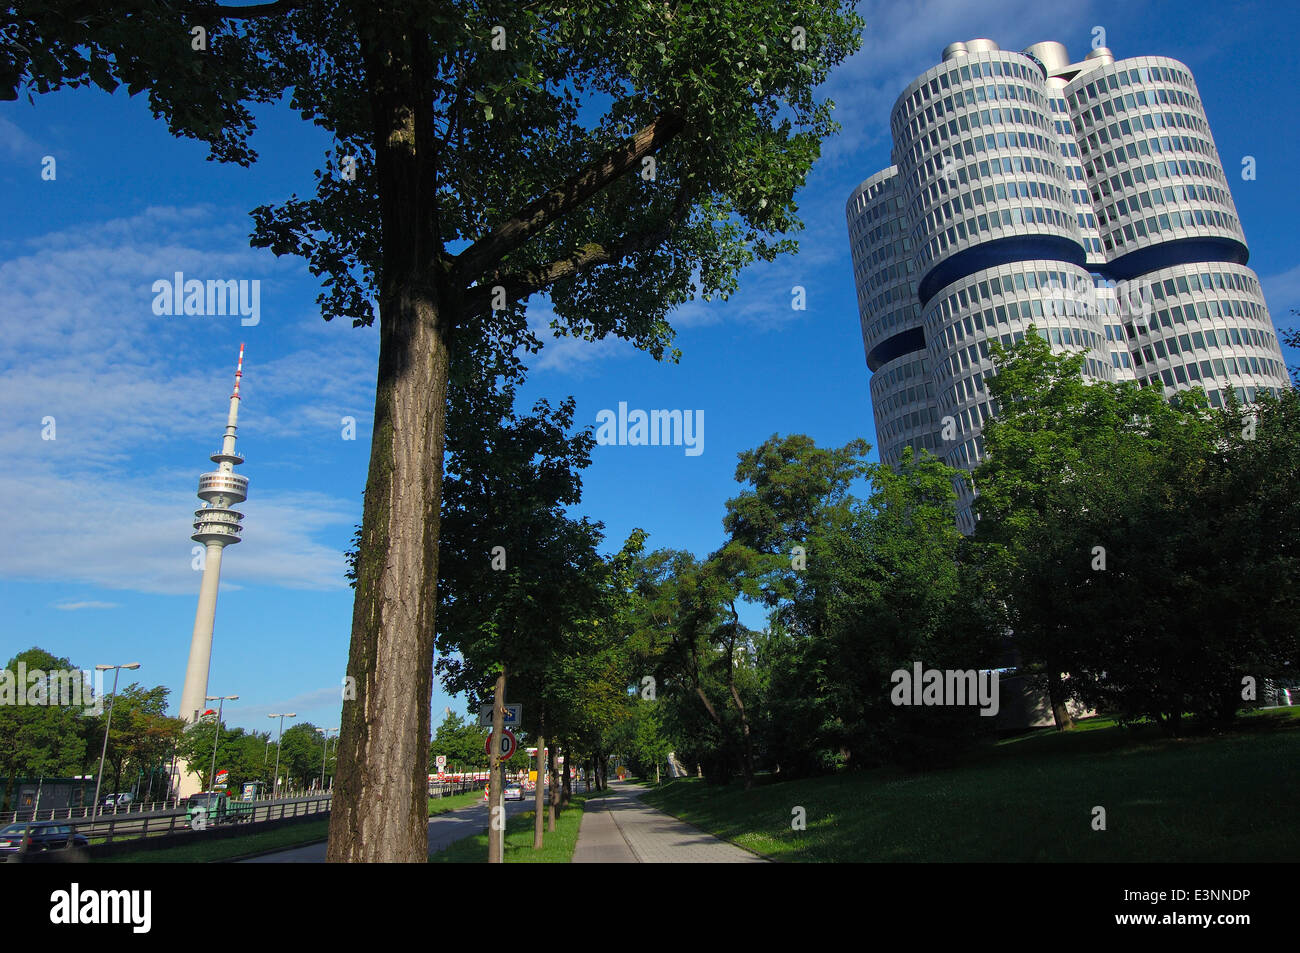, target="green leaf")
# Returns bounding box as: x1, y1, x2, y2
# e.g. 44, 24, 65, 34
88, 57, 118, 94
